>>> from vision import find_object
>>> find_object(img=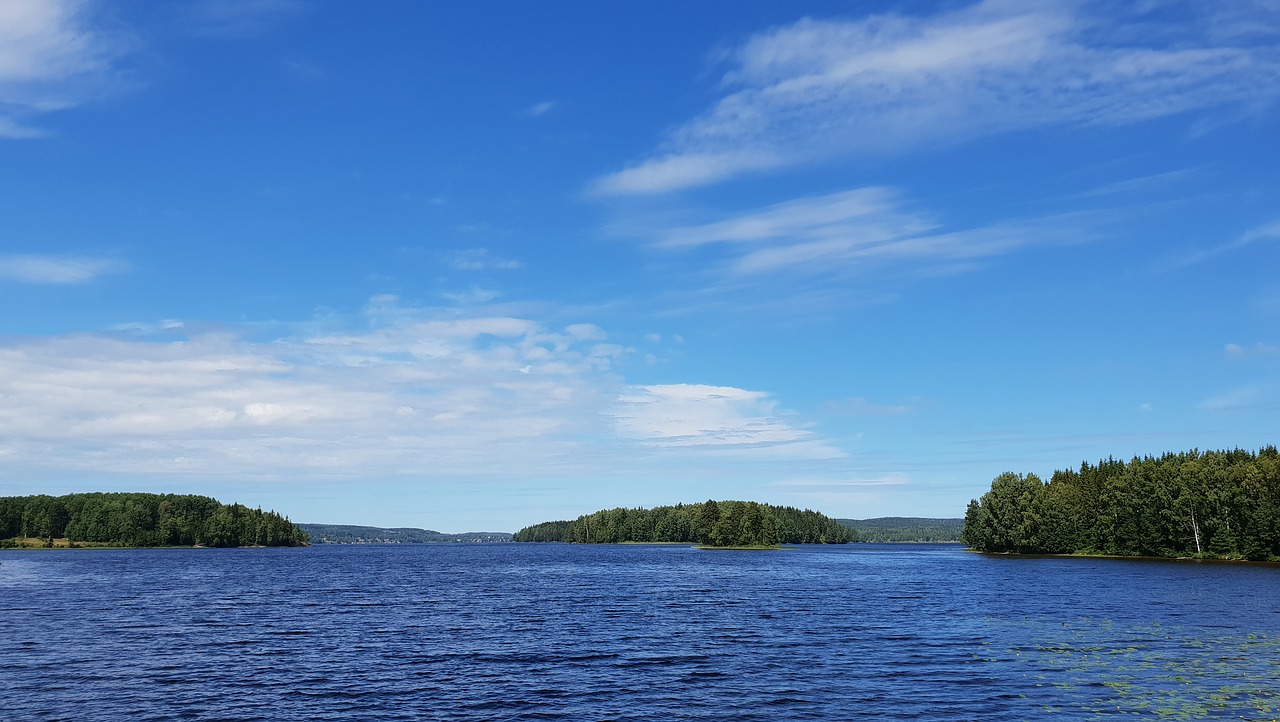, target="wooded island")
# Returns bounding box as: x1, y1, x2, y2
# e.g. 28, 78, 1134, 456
962, 446, 1280, 560
0, 492, 309, 548
514, 500, 854, 547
